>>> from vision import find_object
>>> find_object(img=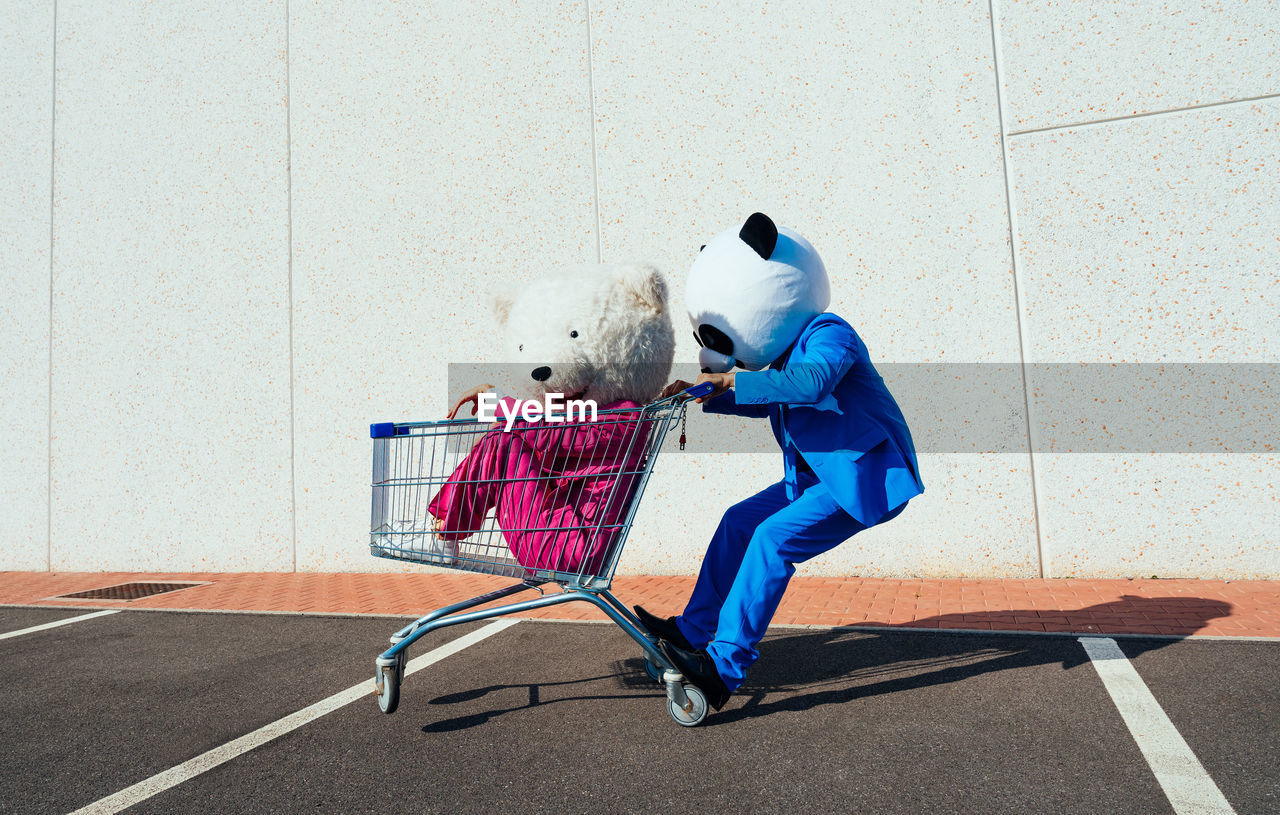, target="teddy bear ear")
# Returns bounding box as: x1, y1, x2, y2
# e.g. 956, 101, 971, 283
615, 264, 667, 313
491, 292, 515, 326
